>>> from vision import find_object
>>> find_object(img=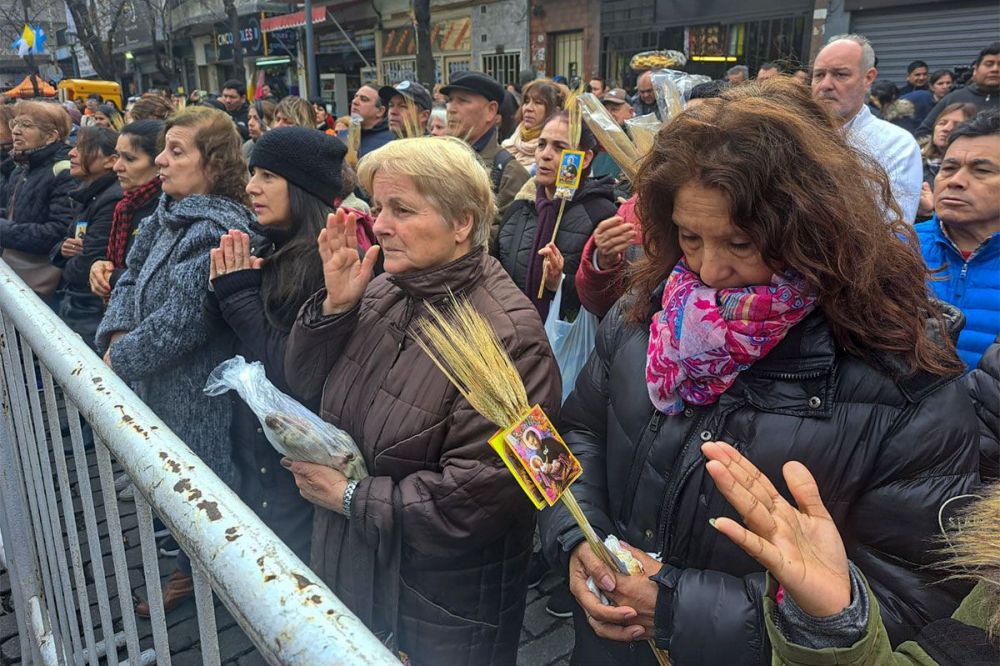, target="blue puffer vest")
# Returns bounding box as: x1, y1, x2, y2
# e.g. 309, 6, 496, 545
916, 216, 1000, 369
